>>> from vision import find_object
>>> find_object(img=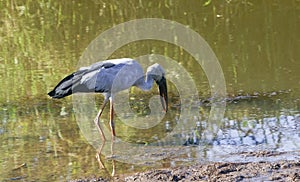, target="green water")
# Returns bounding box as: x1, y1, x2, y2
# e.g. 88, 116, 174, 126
1, 1, 300, 181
